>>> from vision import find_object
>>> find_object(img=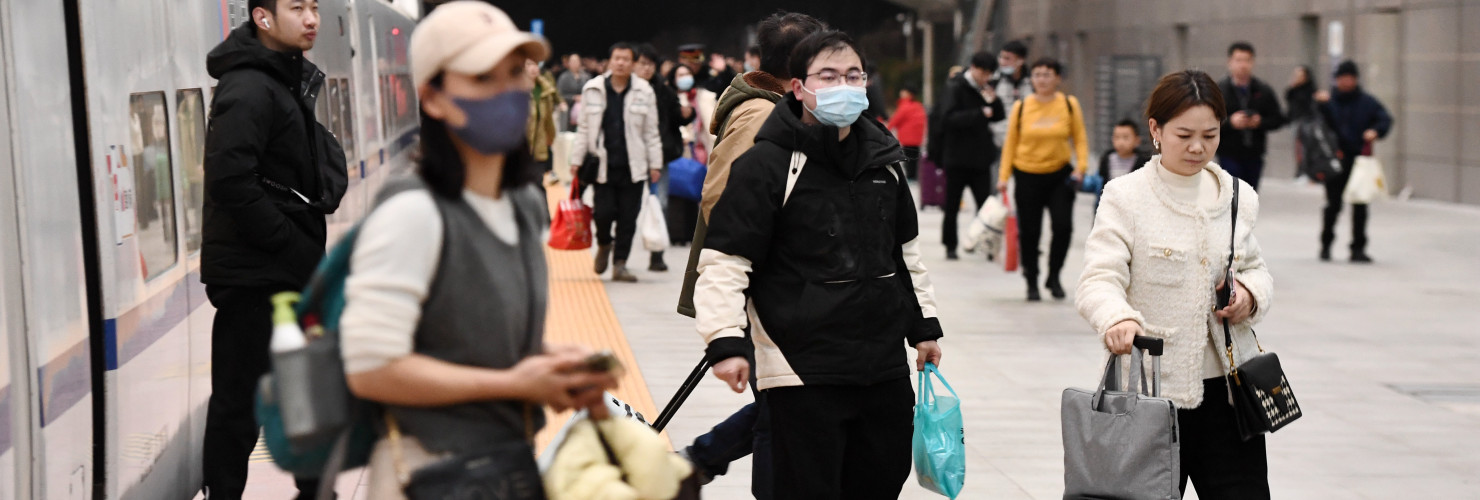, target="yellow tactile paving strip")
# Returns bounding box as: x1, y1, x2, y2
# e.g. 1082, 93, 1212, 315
535, 184, 662, 453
